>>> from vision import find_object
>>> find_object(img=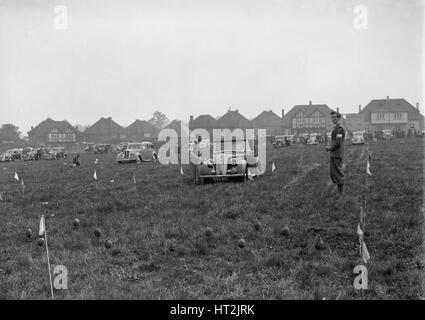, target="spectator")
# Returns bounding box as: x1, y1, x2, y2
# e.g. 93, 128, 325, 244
72, 154, 80, 166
